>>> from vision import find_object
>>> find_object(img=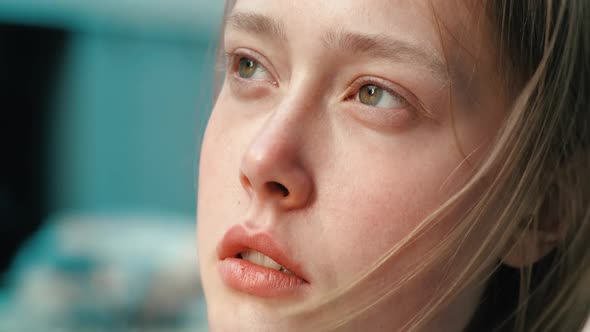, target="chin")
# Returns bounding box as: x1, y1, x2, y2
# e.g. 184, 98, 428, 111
205, 299, 301, 332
